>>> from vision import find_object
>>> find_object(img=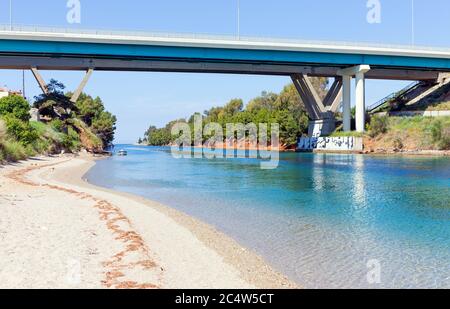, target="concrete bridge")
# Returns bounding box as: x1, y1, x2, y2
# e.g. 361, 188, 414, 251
1, 25, 450, 136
